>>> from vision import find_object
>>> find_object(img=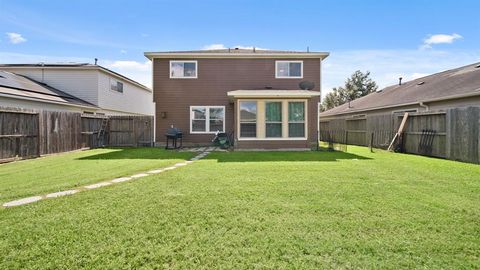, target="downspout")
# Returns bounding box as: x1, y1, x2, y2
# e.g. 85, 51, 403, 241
419, 101, 429, 111
317, 102, 320, 151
